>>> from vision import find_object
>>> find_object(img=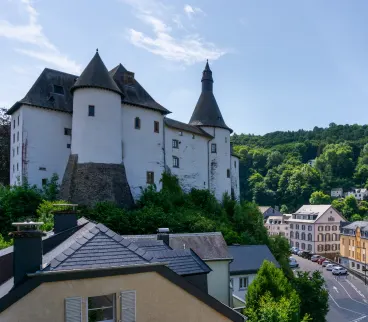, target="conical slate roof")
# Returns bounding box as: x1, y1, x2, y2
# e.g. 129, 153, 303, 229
189, 61, 232, 132
71, 51, 122, 95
